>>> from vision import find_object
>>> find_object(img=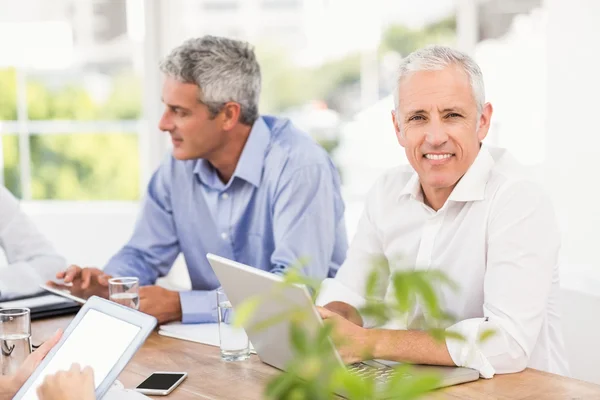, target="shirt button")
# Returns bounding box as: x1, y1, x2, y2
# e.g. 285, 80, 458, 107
221, 192, 229, 200
221, 232, 229, 240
